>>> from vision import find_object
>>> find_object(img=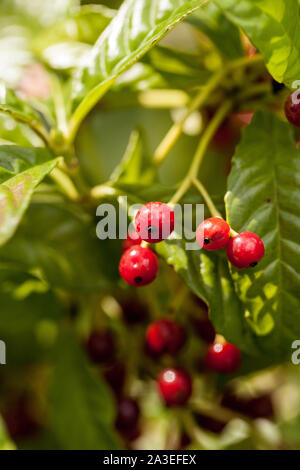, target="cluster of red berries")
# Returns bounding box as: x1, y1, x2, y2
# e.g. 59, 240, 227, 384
196, 217, 265, 268
119, 202, 265, 289
116, 205, 263, 409
145, 318, 240, 406
119, 202, 174, 287
85, 316, 241, 424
